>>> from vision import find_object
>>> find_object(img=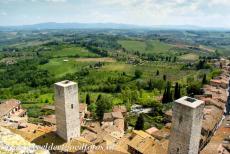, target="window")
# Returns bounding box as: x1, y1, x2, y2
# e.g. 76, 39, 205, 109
71, 104, 73, 109
176, 148, 180, 154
